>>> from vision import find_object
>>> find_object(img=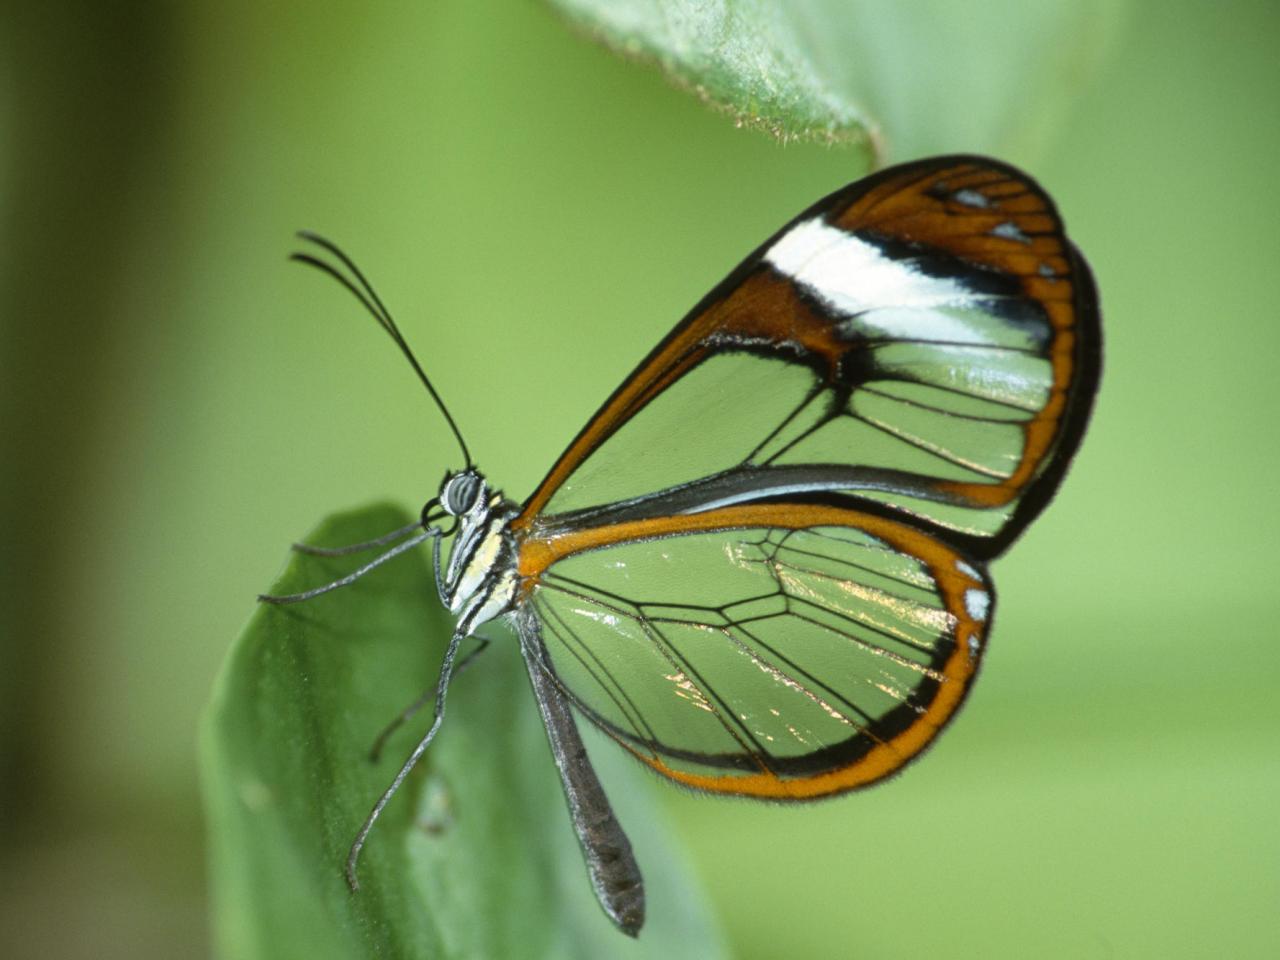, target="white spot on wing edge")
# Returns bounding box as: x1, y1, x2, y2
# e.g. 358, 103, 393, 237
964, 588, 990, 622
991, 220, 1031, 245
953, 187, 993, 209
955, 558, 981, 580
